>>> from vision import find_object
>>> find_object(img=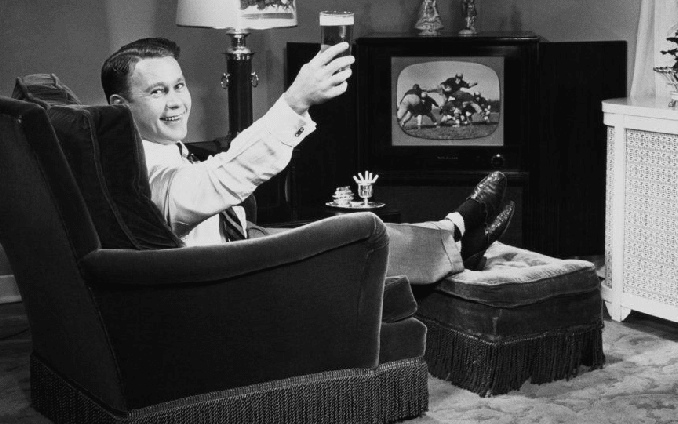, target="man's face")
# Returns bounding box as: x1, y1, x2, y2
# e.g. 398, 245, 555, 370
123, 56, 191, 145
